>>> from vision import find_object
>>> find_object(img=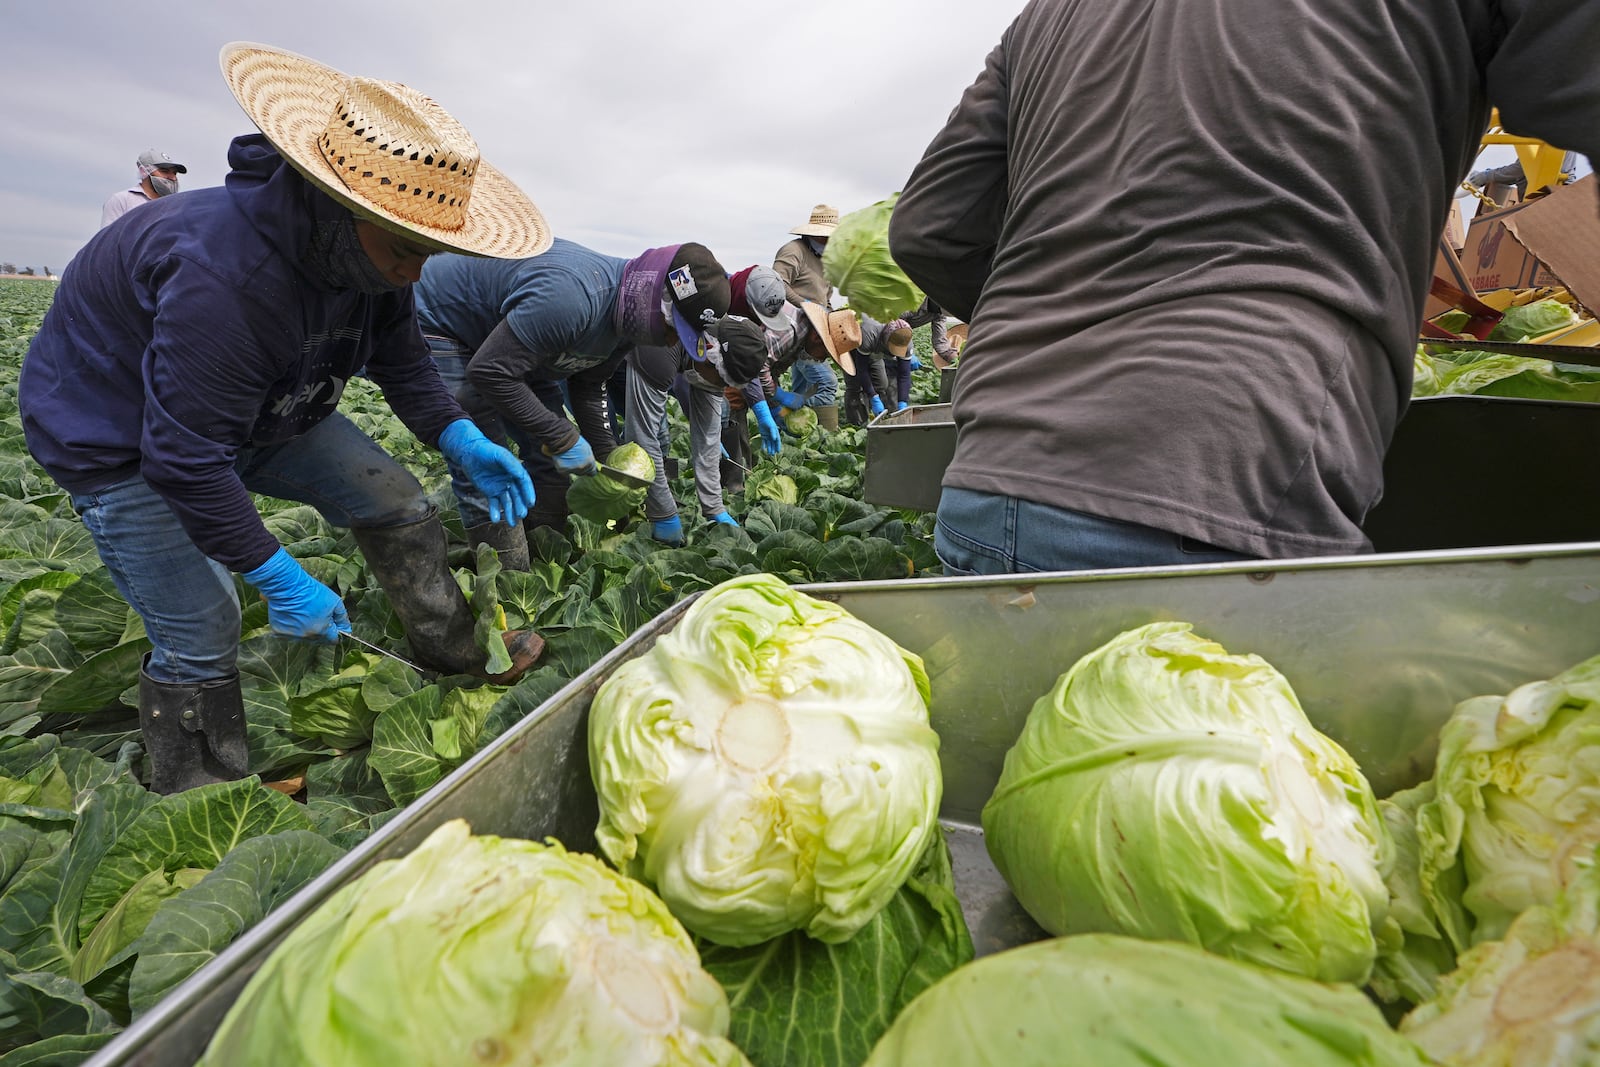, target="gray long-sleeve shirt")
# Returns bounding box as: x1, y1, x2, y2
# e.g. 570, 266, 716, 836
890, 0, 1600, 559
